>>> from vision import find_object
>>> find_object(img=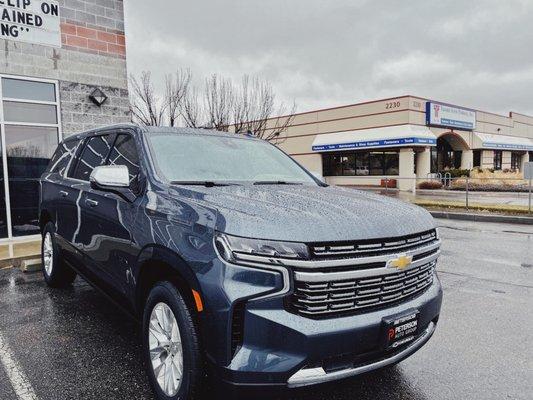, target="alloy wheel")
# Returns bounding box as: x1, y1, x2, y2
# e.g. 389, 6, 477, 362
149, 302, 184, 397
43, 232, 54, 276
